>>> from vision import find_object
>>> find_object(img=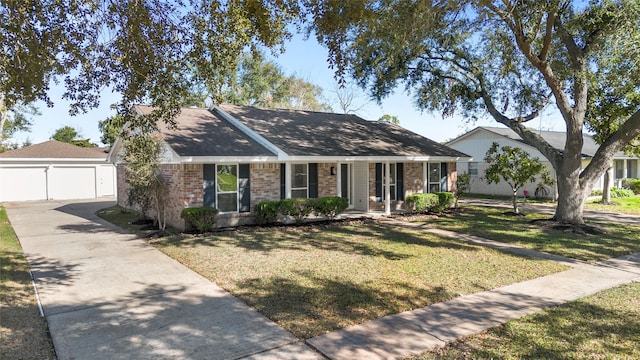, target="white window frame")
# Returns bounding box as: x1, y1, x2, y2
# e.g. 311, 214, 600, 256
428, 162, 441, 193
216, 164, 239, 213
382, 163, 397, 201
468, 162, 478, 176
291, 163, 309, 199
